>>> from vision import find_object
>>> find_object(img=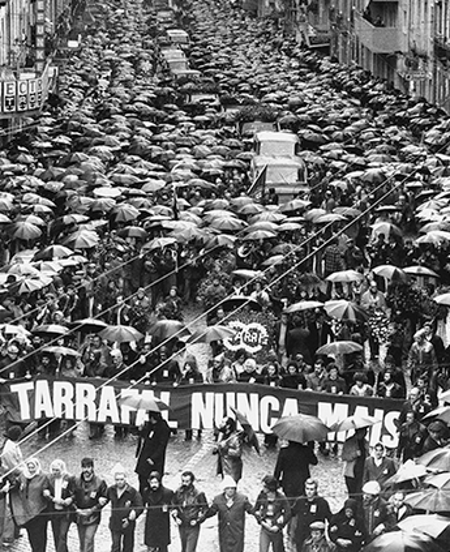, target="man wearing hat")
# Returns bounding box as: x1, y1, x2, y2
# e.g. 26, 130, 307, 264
301, 521, 336, 552
72, 458, 108, 552
422, 420, 448, 454
361, 481, 391, 543
202, 475, 254, 552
